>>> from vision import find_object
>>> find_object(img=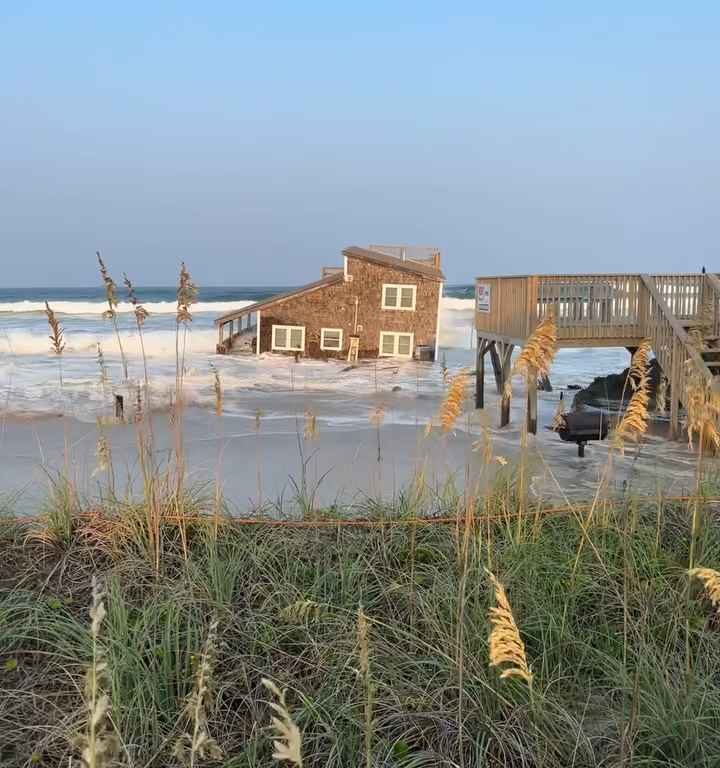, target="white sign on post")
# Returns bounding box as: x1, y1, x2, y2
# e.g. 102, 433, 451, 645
477, 283, 491, 313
